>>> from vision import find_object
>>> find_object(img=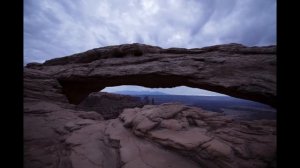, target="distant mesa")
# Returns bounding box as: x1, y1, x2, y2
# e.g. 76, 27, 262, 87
112, 90, 169, 95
